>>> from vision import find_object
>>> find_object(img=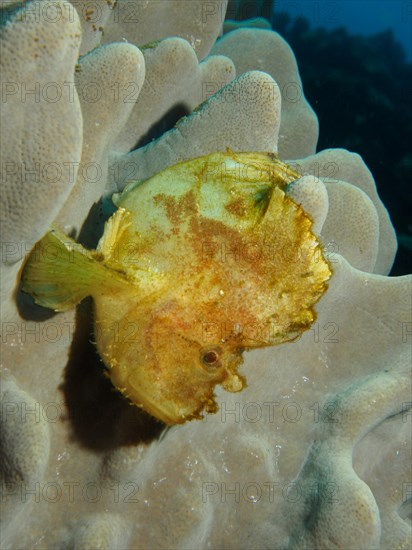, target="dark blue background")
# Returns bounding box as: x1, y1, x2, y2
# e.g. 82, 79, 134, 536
274, 0, 412, 60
